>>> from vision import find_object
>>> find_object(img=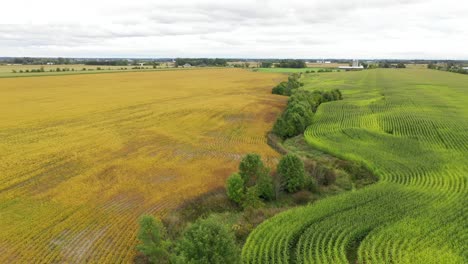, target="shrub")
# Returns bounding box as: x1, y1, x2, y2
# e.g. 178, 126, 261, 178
136, 215, 170, 264
323, 169, 337, 186
277, 154, 306, 193
256, 168, 274, 200
241, 187, 264, 209
292, 190, 312, 204
304, 174, 318, 192
176, 216, 239, 264
226, 173, 244, 204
